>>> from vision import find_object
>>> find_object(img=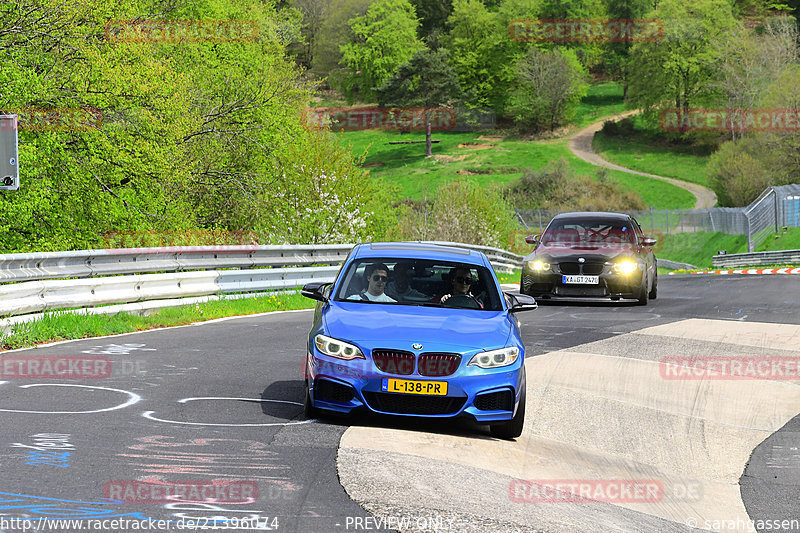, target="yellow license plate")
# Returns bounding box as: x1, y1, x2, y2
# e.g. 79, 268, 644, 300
382, 378, 448, 396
